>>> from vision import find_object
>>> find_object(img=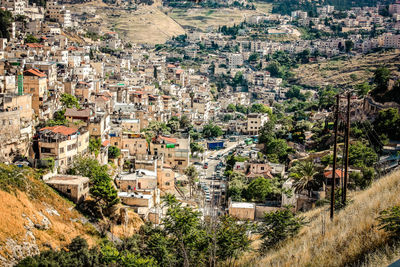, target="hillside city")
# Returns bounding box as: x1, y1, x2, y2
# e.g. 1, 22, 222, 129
0, 0, 400, 265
